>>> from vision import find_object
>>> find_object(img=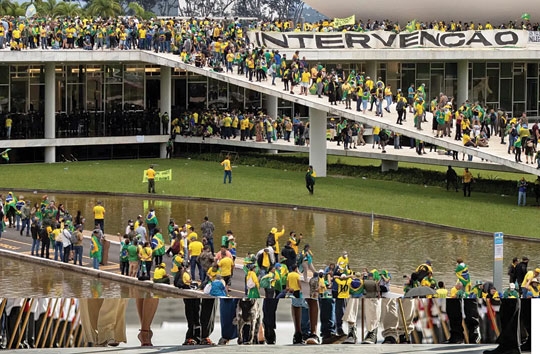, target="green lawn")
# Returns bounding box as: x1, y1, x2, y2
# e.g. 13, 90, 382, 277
1, 157, 537, 237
